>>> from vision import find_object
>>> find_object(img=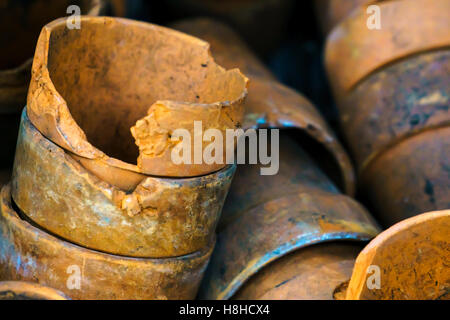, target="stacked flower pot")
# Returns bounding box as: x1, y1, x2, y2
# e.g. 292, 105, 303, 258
0, 16, 248, 299
319, 0, 449, 299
